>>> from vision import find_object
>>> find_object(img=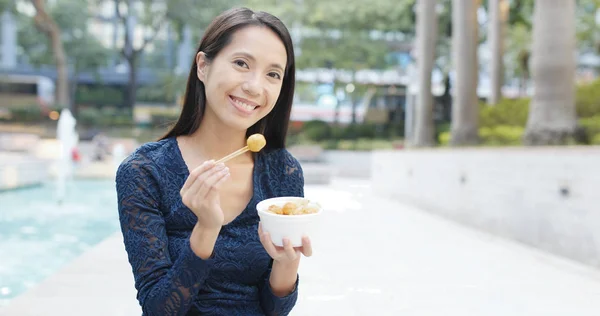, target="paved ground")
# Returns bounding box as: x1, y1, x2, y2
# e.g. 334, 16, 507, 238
2, 178, 600, 315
